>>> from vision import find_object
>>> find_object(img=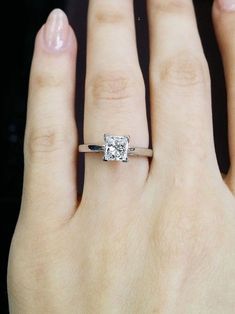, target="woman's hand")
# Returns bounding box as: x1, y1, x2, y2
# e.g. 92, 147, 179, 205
8, 1, 235, 313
